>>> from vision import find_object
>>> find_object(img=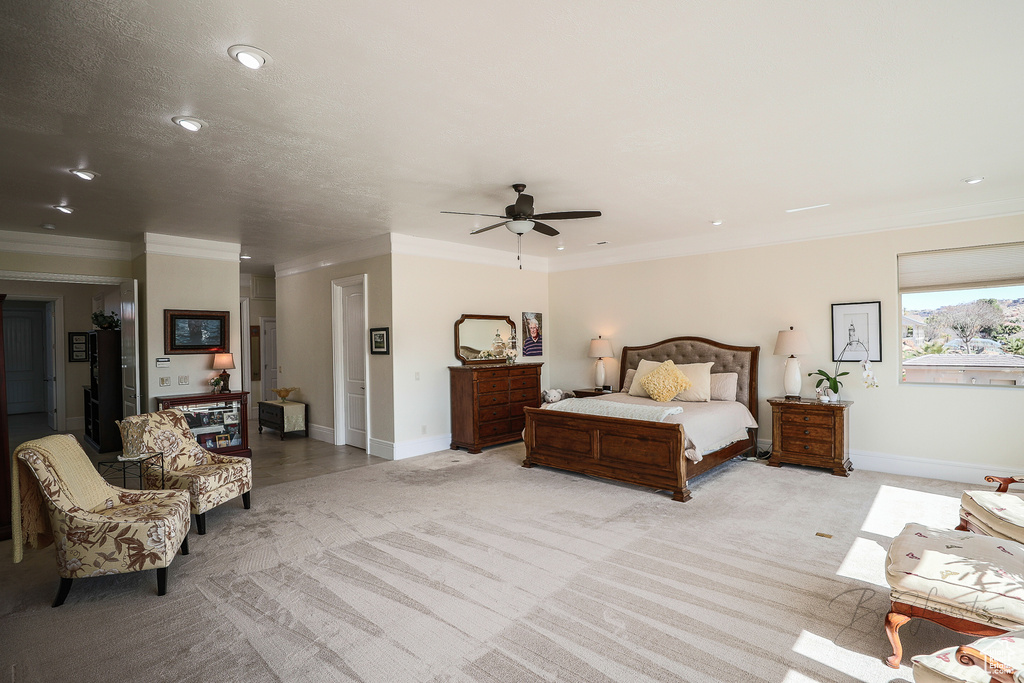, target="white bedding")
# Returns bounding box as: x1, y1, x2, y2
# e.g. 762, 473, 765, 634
542, 393, 758, 463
